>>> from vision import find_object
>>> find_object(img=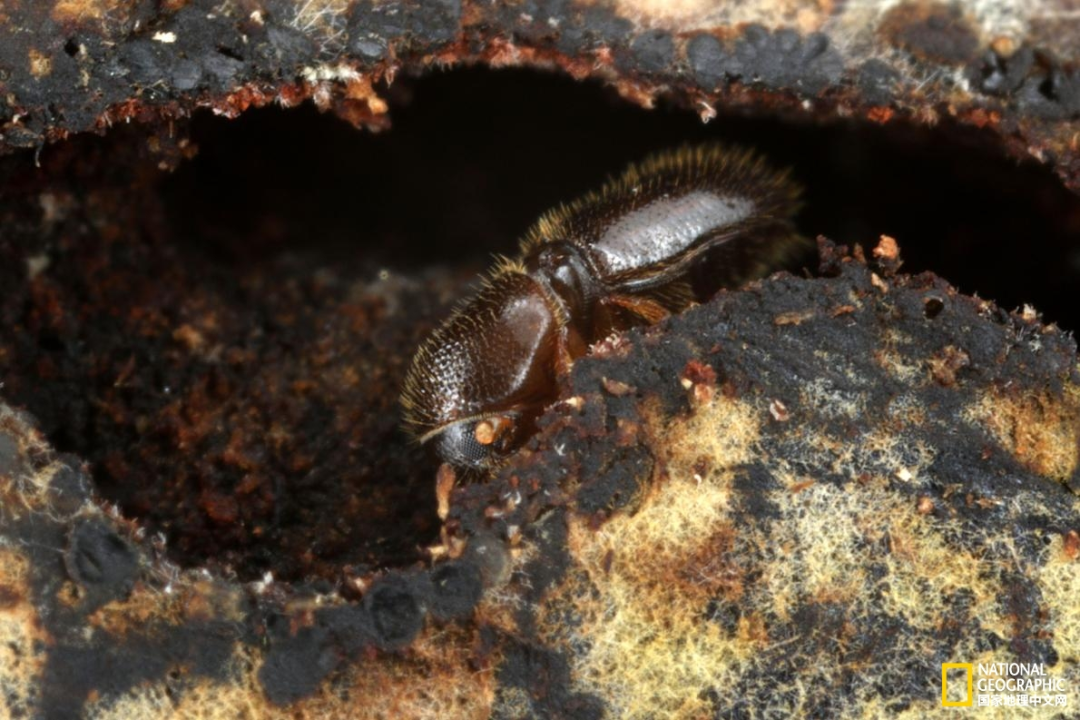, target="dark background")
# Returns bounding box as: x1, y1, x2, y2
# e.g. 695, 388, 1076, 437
166, 67, 1080, 331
